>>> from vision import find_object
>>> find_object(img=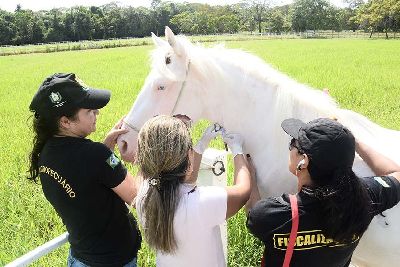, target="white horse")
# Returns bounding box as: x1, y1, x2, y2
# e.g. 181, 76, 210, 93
117, 27, 400, 266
